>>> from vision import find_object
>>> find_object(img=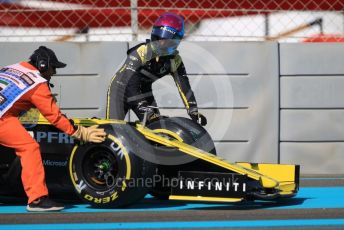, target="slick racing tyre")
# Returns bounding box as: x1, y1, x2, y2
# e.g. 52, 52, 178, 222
147, 117, 216, 199
69, 124, 153, 208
